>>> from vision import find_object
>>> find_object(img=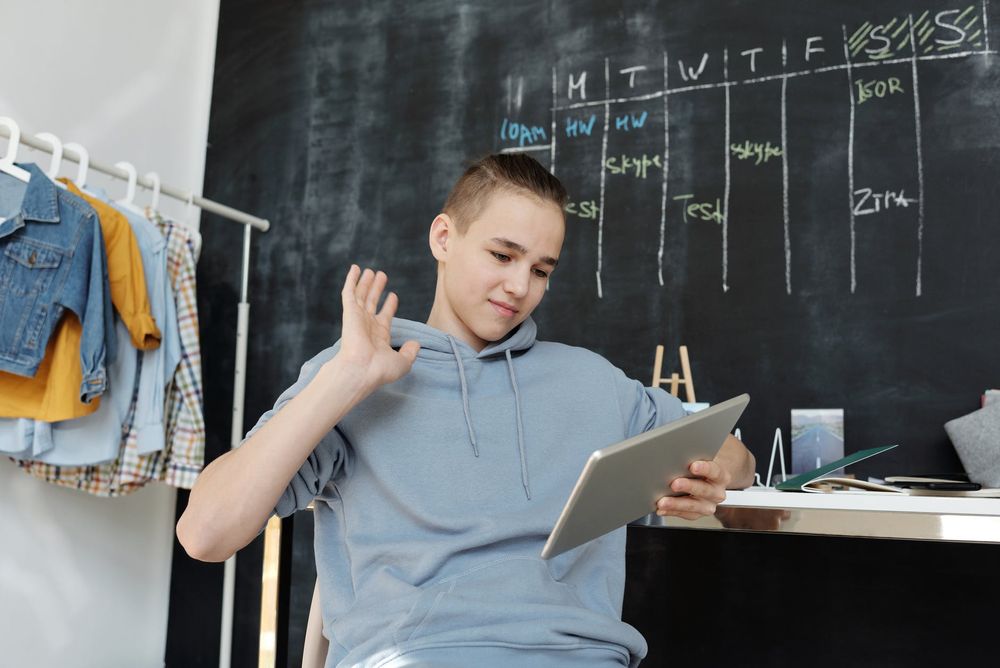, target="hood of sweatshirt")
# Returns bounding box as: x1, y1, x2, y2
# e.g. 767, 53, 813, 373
389, 316, 537, 359
390, 317, 537, 499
